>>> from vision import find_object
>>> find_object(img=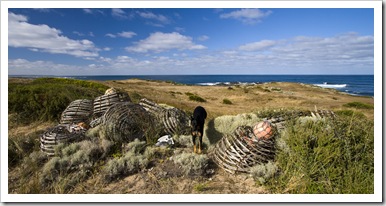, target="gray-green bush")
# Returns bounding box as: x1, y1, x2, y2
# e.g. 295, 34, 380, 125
173, 153, 209, 176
